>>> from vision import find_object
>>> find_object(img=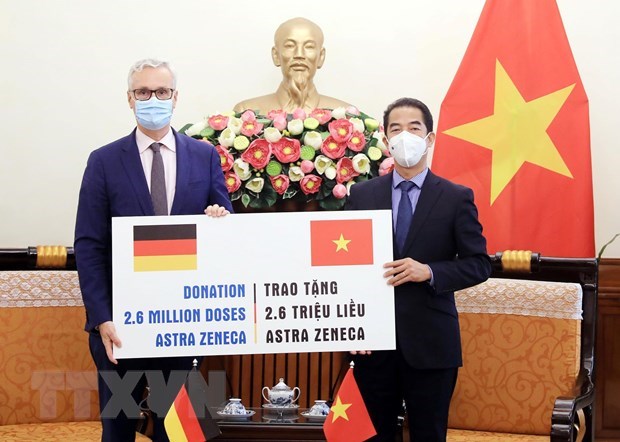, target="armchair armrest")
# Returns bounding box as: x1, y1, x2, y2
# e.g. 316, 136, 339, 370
551, 370, 594, 442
